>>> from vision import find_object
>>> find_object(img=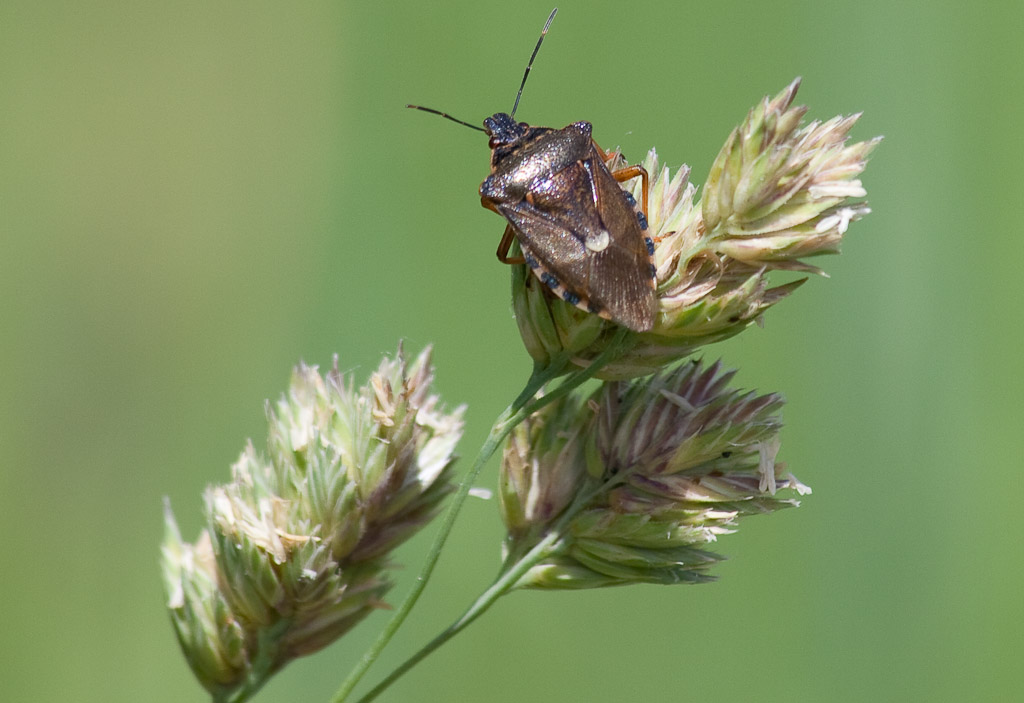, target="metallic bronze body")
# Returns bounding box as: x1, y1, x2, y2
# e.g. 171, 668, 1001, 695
480, 115, 656, 332
408, 8, 658, 332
